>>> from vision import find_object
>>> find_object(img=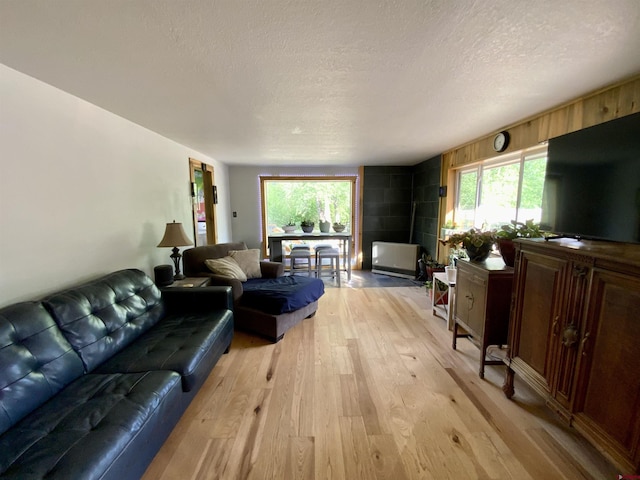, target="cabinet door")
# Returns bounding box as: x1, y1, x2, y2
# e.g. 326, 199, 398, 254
455, 267, 487, 337
510, 249, 567, 390
550, 262, 591, 410
572, 269, 640, 471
